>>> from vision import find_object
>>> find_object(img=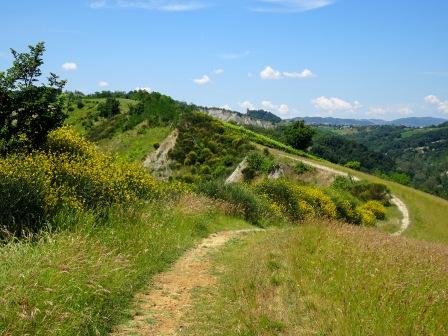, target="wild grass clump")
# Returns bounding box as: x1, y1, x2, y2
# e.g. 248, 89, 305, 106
196, 180, 284, 226
0, 127, 162, 236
